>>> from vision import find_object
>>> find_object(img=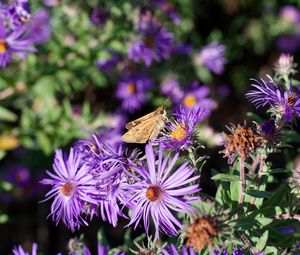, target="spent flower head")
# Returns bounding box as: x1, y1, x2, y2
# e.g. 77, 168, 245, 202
222, 123, 263, 163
